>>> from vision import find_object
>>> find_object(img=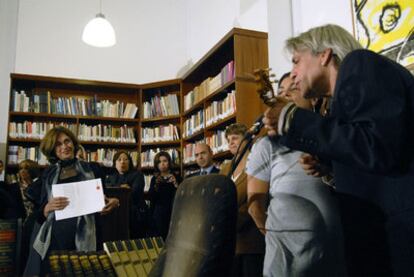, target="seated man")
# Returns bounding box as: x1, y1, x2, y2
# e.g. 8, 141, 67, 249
187, 143, 219, 177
